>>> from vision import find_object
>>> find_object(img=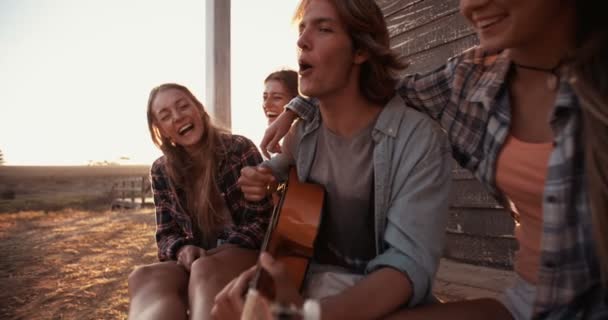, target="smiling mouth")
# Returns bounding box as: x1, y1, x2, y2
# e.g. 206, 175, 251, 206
476, 15, 506, 30
266, 111, 279, 119
178, 124, 194, 136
